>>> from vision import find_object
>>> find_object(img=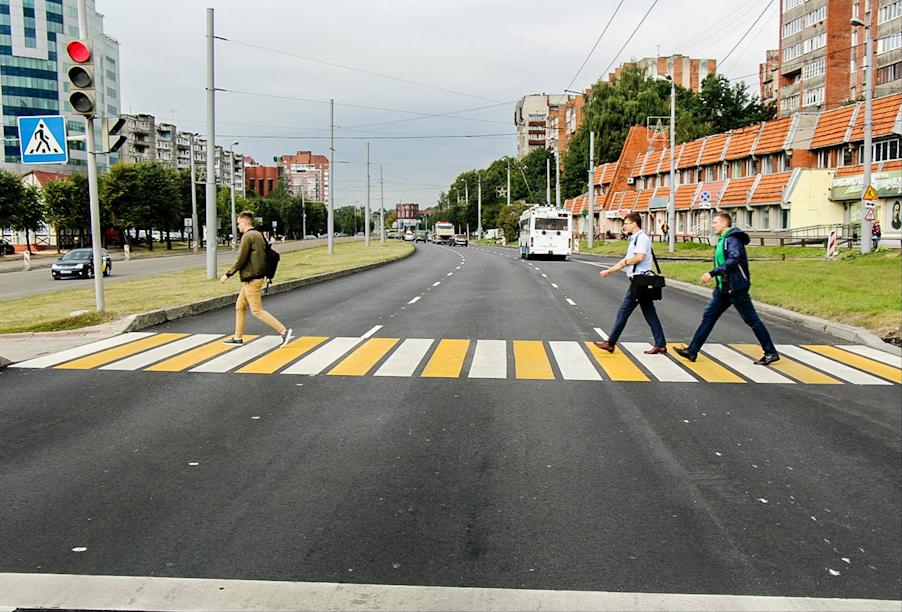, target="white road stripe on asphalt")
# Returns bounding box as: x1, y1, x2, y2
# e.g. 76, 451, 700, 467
837, 345, 902, 368
565, 298, 576, 306
551, 283, 559, 288
572, 258, 611, 269
701, 344, 794, 384
432, 281, 441, 286
373, 338, 434, 377
361, 325, 383, 339
101, 334, 222, 371
447, 272, 453, 276
9, 332, 153, 368
593, 327, 609, 341
408, 296, 421, 304
190, 336, 283, 373
777, 345, 891, 385
541, 273, 547, 278
550, 341, 602, 381
622, 342, 697, 382
468, 340, 507, 379
282, 337, 364, 375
